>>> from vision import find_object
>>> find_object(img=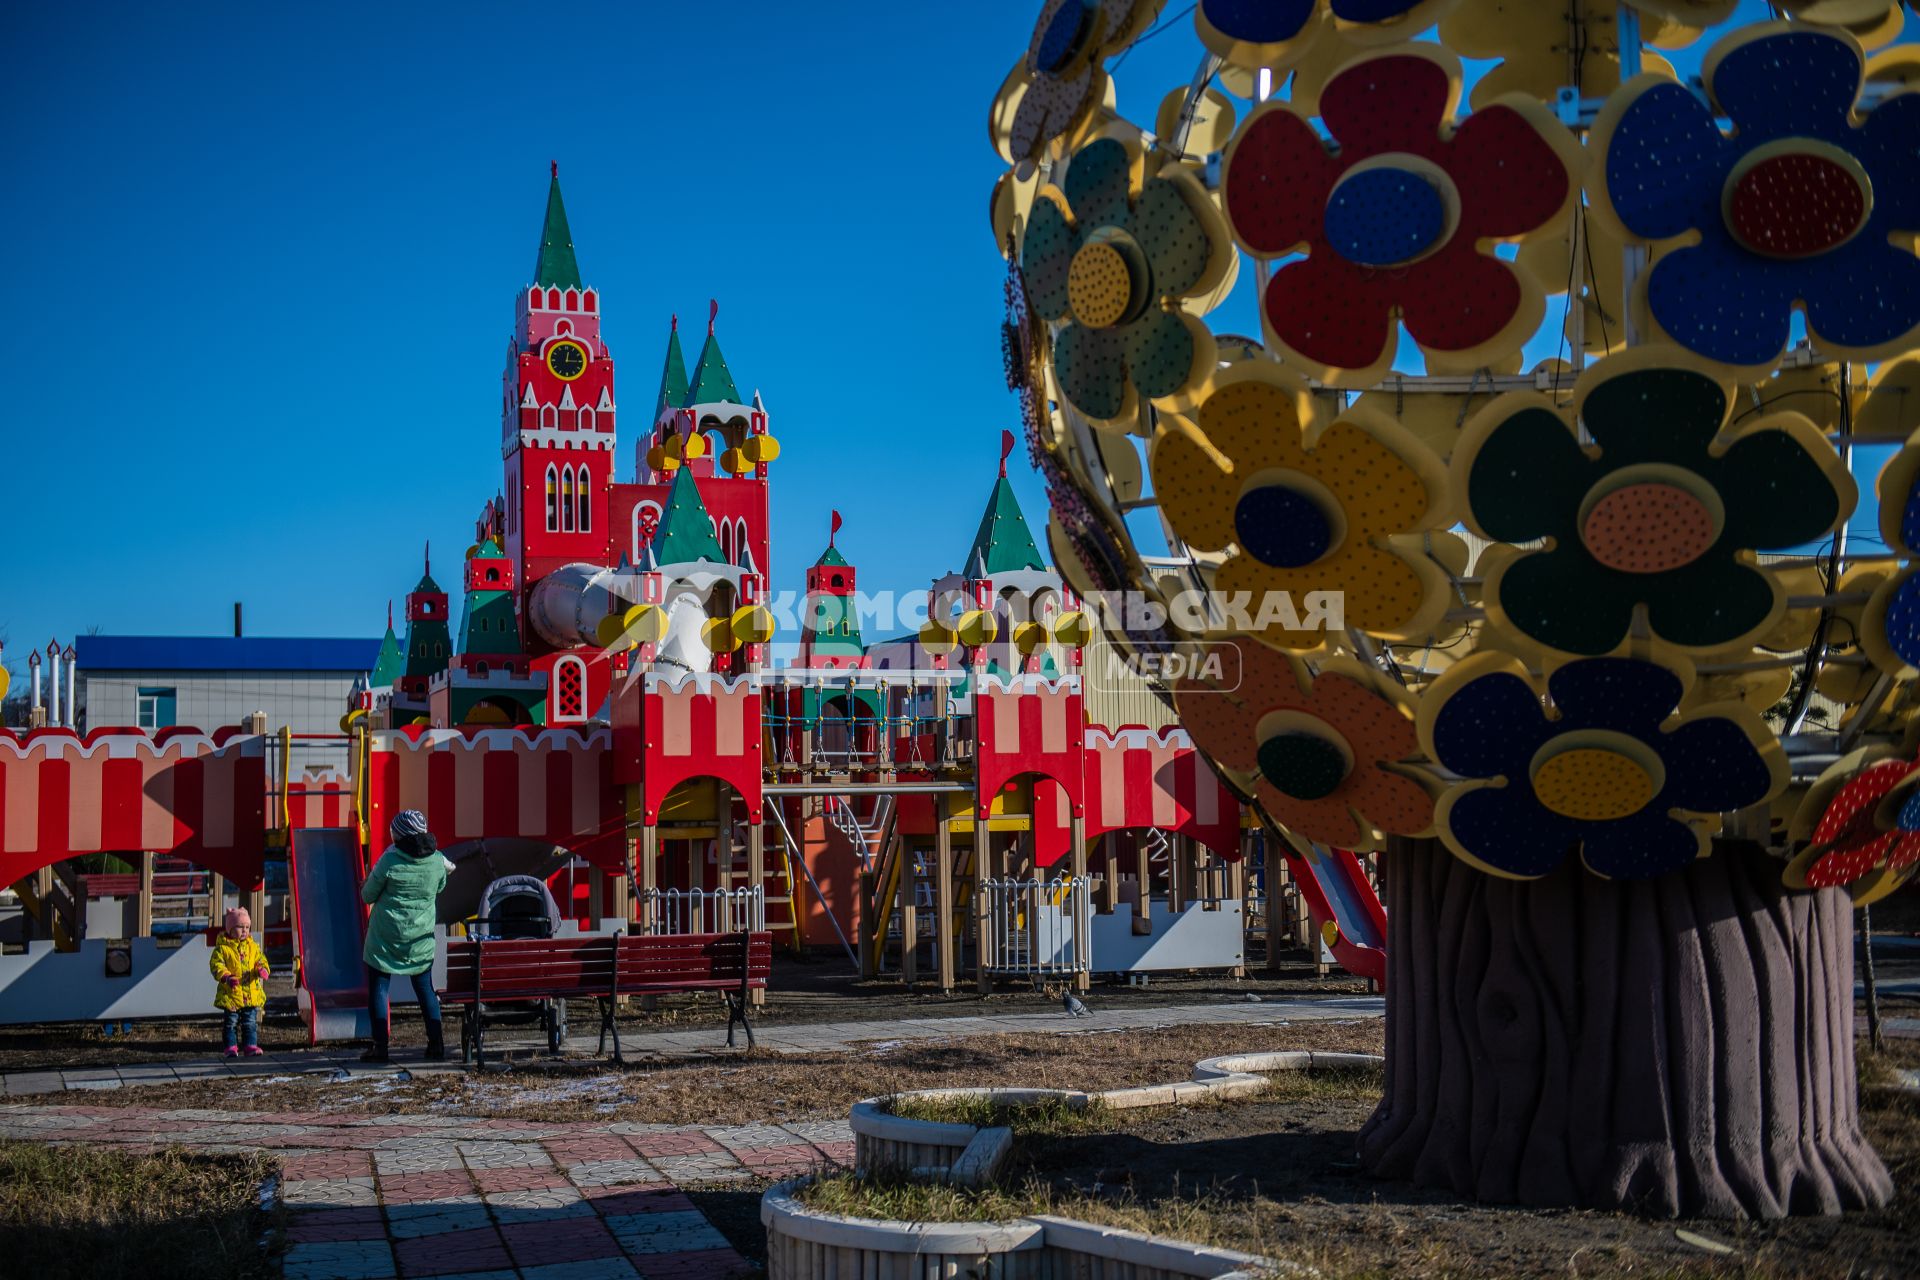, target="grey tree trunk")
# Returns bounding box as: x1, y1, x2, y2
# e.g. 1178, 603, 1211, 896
1357, 839, 1892, 1219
